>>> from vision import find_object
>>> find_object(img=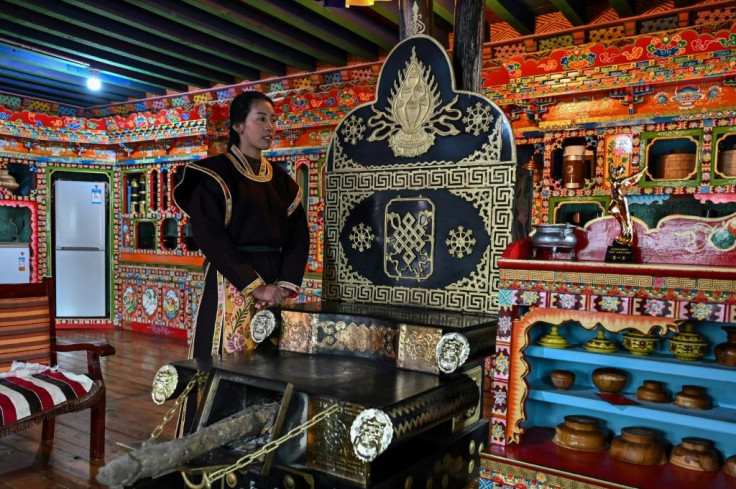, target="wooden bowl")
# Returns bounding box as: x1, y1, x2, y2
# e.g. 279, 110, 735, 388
553, 415, 607, 452
724, 455, 736, 478
674, 385, 711, 410
550, 370, 575, 390
592, 367, 628, 394
610, 427, 667, 466
636, 380, 670, 403
670, 437, 721, 472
